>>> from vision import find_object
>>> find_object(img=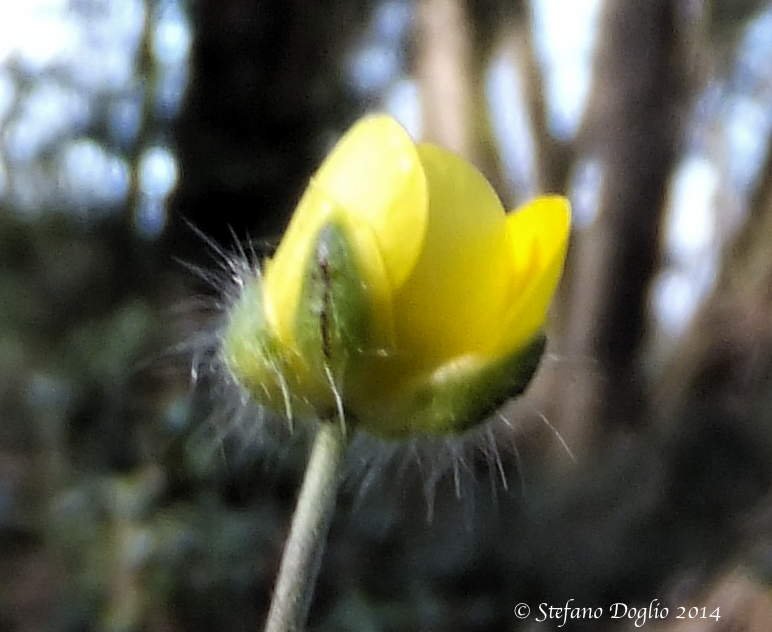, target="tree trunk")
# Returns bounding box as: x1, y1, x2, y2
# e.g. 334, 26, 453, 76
555, 0, 690, 456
